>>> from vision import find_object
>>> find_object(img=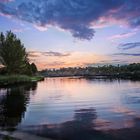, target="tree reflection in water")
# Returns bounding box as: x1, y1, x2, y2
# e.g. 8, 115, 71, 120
0, 83, 37, 130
